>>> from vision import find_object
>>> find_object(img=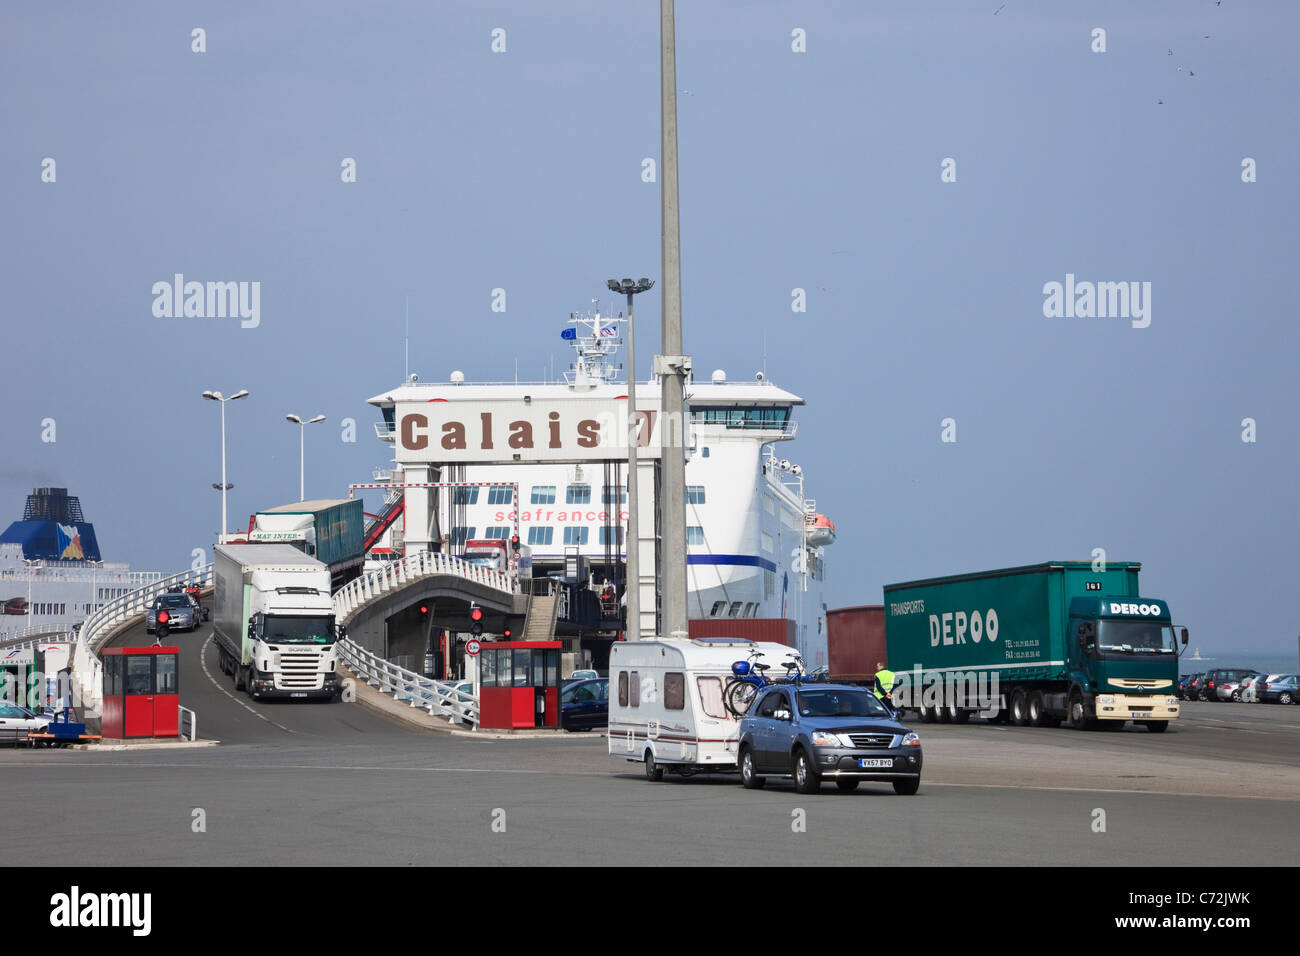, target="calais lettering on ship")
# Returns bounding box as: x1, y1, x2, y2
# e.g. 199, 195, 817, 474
1041, 273, 1151, 328
49, 886, 151, 937
152, 274, 260, 328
